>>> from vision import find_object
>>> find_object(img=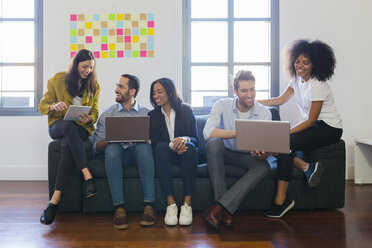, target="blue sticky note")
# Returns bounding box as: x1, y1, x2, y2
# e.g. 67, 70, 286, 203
70, 36, 77, 43
70, 22, 77, 29
93, 14, 100, 21
148, 43, 154, 50
117, 21, 124, 28
101, 28, 108, 36
147, 36, 154, 43
147, 13, 154, 20
132, 28, 139, 35
125, 51, 132, 57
